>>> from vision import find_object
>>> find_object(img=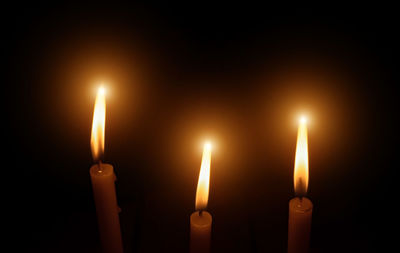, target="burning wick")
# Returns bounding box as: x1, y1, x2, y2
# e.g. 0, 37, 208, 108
89, 85, 123, 253
287, 115, 313, 253
190, 141, 213, 253
98, 160, 103, 173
